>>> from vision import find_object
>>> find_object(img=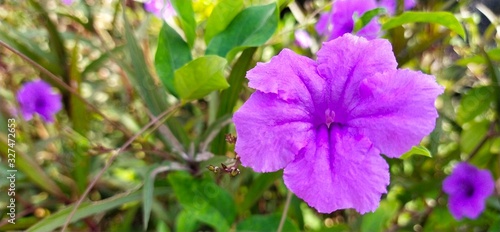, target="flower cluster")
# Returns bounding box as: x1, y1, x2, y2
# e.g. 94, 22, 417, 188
17, 80, 62, 123
233, 34, 443, 213
443, 162, 495, 220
